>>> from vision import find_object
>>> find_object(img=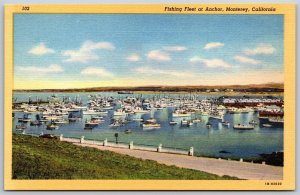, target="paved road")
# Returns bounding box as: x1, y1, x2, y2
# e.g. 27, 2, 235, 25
74, 143, 283, 180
